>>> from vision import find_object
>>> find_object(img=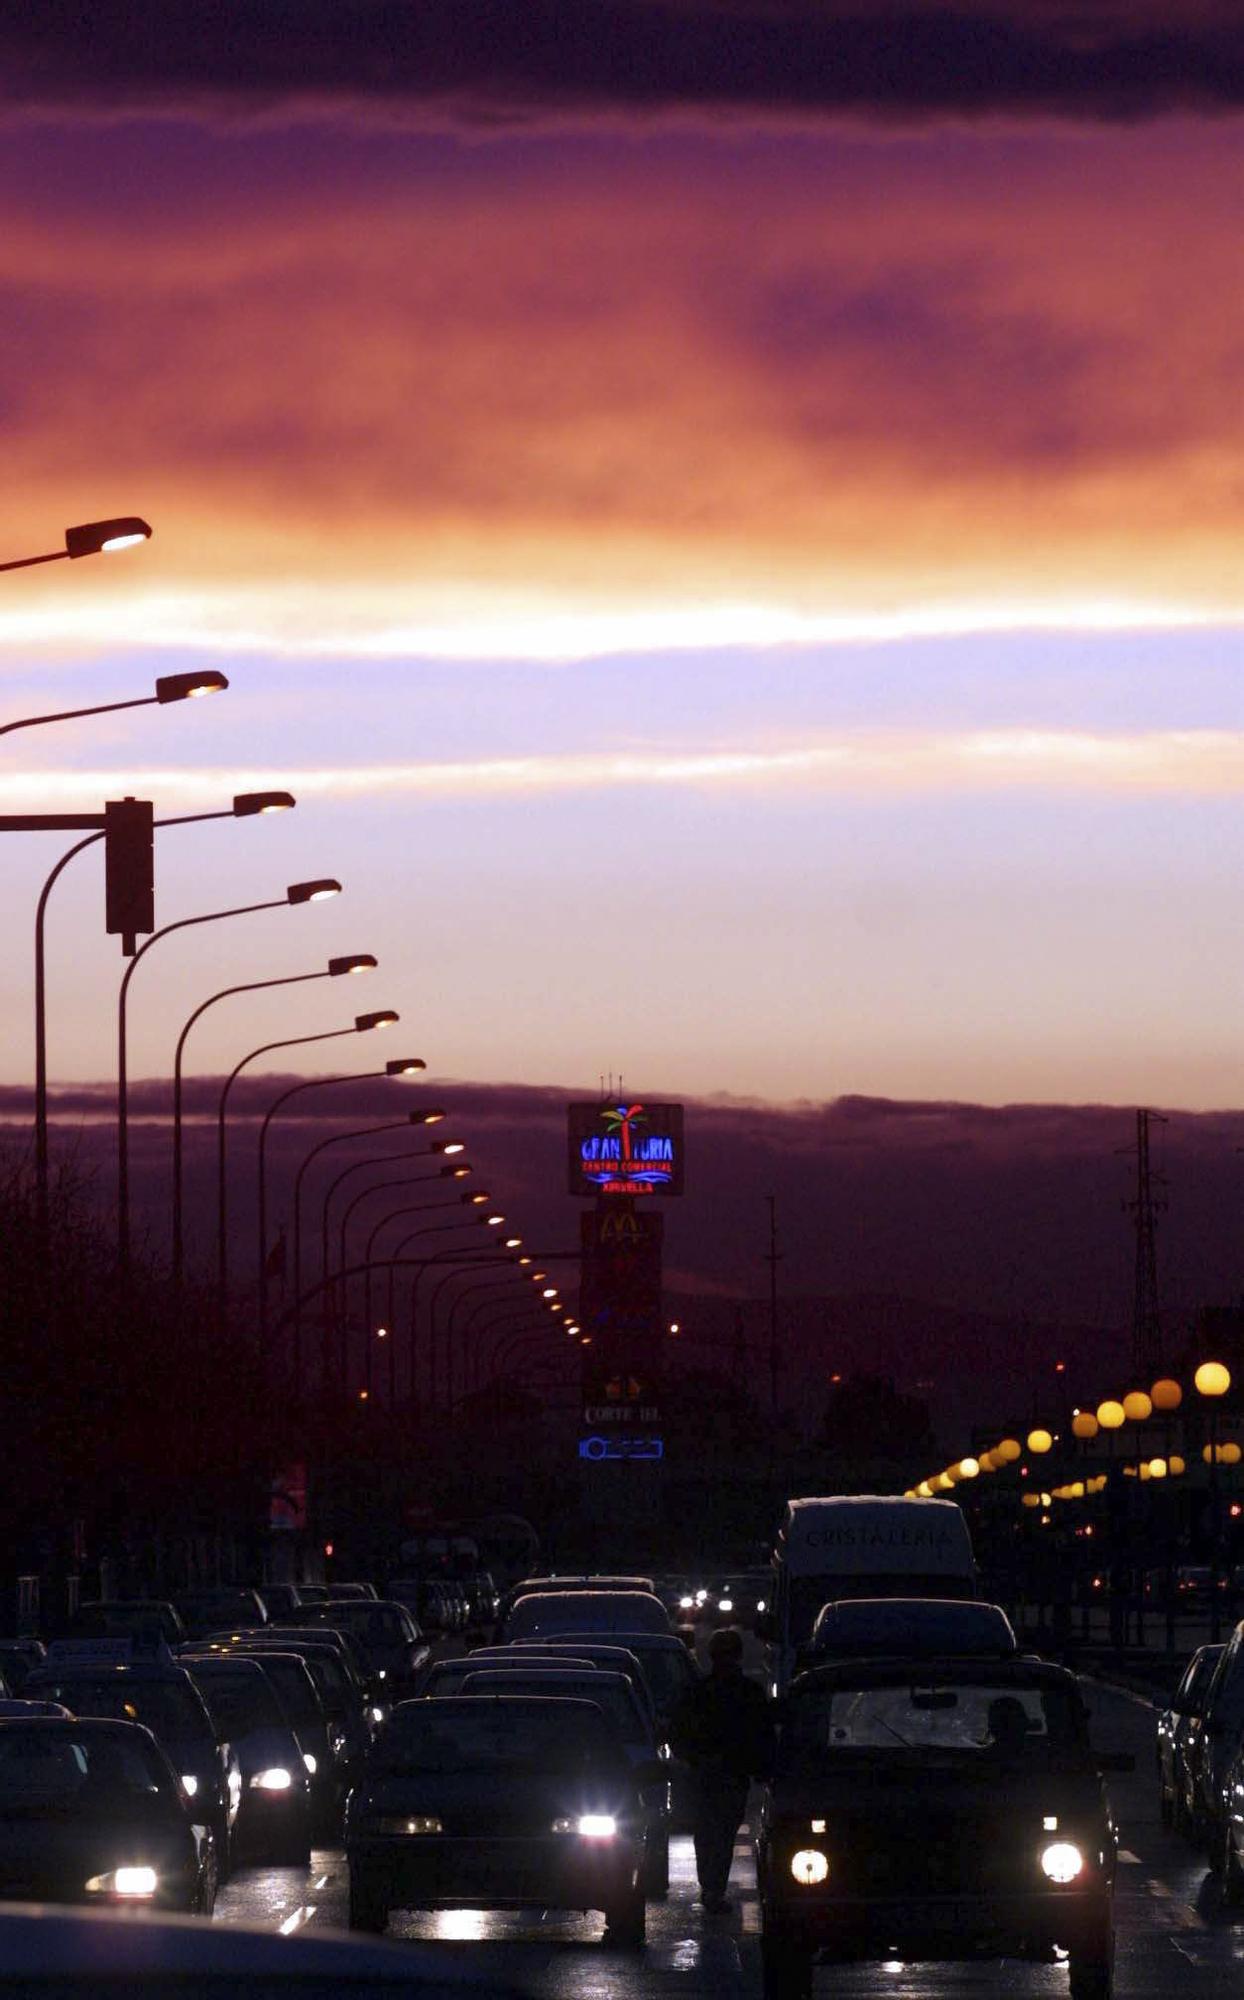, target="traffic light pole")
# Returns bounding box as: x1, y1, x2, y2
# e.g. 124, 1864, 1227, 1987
1, 814, 108, 1250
